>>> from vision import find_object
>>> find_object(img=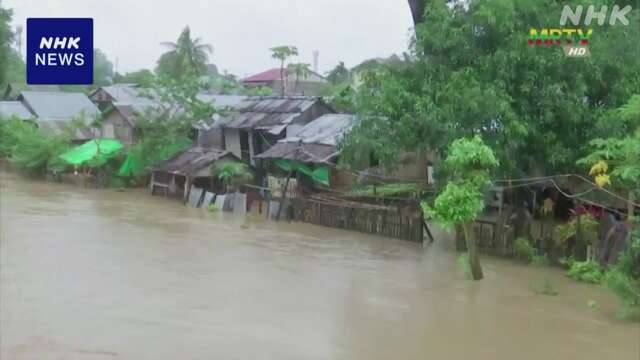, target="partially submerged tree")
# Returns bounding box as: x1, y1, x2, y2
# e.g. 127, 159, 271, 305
270, 46, 298, 95
423, 136, 498, 280
157, 26, 213, 80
